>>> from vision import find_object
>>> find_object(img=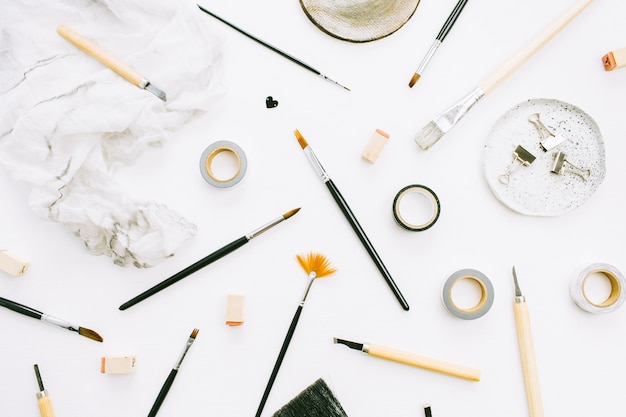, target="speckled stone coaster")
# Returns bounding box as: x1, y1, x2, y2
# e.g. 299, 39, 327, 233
299, 0, 420, 42
482, 98, 605, 216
